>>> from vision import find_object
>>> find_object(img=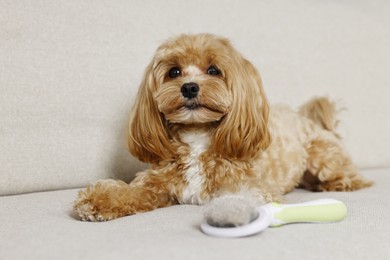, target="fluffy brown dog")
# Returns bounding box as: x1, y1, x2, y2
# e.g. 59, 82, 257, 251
74, 34, 371, 223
